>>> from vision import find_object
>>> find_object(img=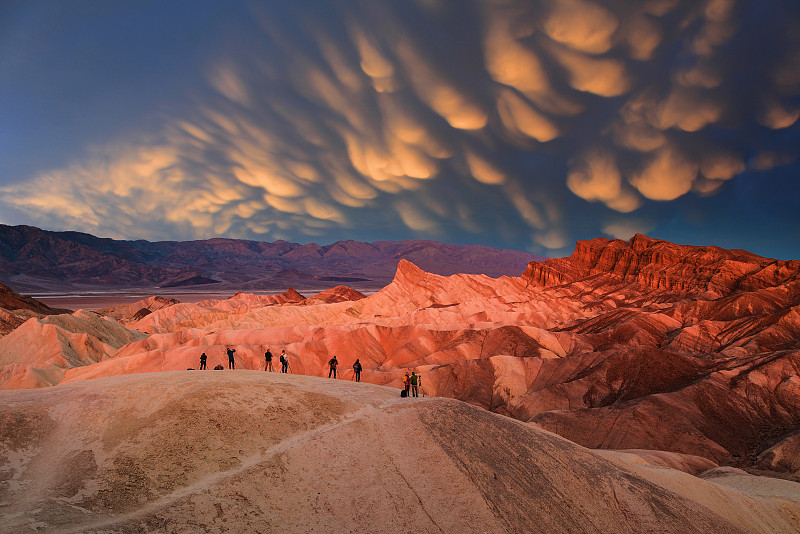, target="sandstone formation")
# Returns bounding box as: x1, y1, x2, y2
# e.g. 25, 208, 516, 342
0, 312, 146, 389
229, 288, 306, 305
304, 285, 367, 304
1, 372, 799, 533
0, 234, 799, 482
